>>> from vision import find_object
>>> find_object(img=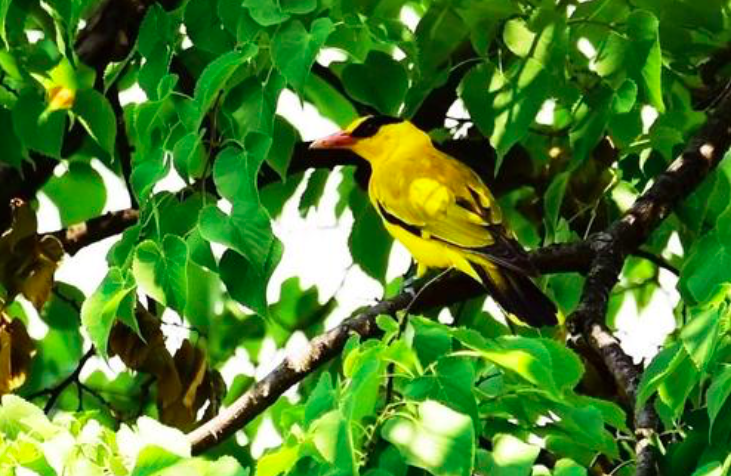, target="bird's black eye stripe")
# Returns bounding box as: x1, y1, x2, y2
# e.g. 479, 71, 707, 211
351, 115, 403, 138
376, 202, 422, 236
